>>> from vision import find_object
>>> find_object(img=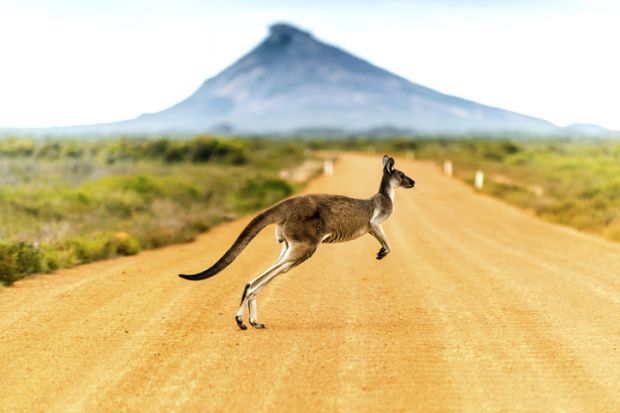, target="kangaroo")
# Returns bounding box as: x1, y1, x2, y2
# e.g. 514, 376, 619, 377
179, 155, 415, 330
